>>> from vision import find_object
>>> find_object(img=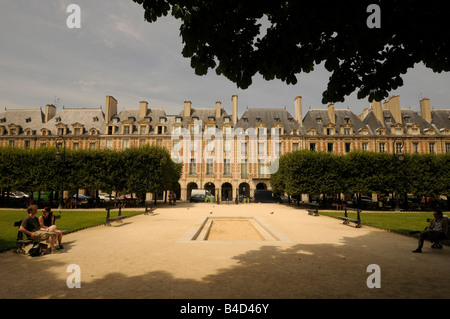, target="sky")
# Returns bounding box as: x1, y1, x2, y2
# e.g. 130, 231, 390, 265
1, 0, 449, 118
